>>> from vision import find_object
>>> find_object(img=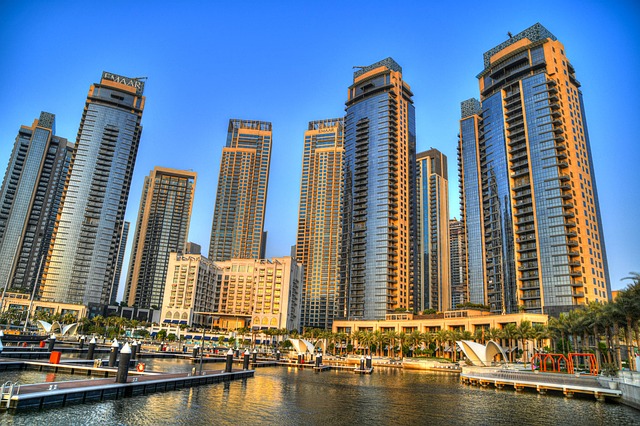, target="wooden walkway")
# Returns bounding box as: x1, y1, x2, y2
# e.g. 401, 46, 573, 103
461, 368, 622, 401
